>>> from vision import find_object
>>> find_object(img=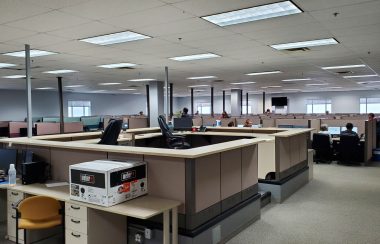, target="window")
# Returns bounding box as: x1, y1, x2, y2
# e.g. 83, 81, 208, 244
242, 101, 252, 114
196, 103, 211, 115
306, 99, 331, 114
68, 101, 91, 117
360, 98, 380, 114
